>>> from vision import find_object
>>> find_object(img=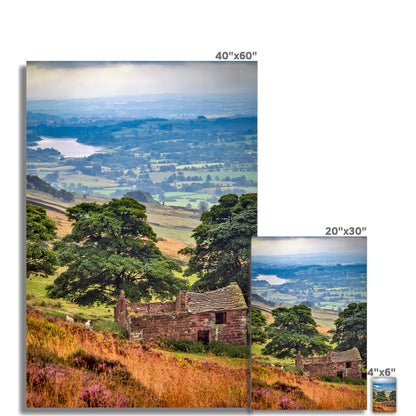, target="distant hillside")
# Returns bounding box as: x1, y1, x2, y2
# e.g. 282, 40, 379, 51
124, 190, 157, 204
26, 114, 257, 210
252, 262, 366, 311
26, 188, 199, 262
252, 293, 276, 308
27, 175, 74, 202
251, 293, 338, 336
